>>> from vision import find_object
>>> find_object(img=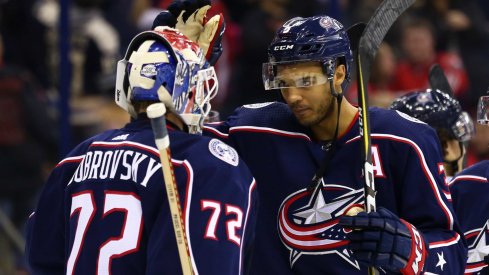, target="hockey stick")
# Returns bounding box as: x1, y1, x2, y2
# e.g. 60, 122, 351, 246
429, 64, 454, 96
347, 23, 366, 53
356, 0, 415, 273
147, 103, 194, 275
357, 0, 415, 213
